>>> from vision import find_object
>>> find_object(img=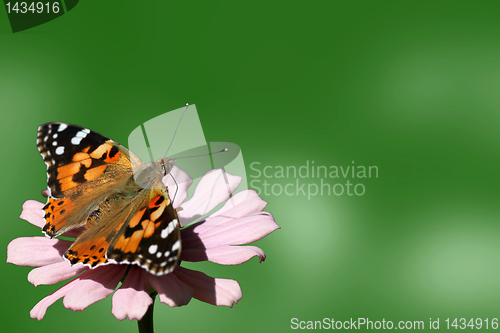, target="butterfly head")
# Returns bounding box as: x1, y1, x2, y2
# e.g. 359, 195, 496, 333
159, 158, 176, 176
